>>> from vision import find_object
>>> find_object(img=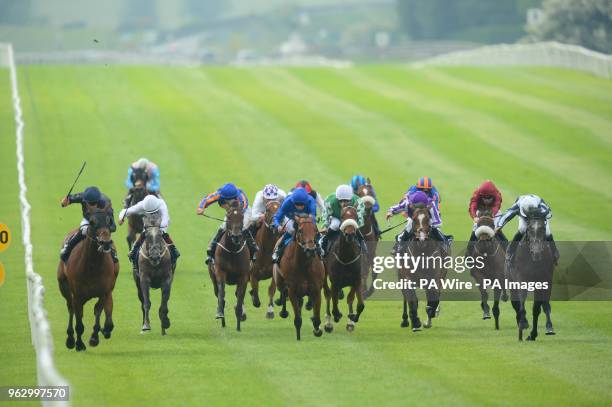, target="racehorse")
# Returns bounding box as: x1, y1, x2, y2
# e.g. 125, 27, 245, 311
134, 215, 174, 335
274, 214, 325, 340
510, 209, 556, 341
398, 206, 445, 331
323, 206, 365, 332
208, 200, 250, 331
249, 200, 281, 318
57, 209, 118, 351
469, 211, 507, 329
126, 168, 149, 249
354, 177, 379, 299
